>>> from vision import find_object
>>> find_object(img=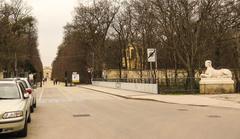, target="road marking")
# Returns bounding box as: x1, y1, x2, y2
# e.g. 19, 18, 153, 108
38, 88, 44, 101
